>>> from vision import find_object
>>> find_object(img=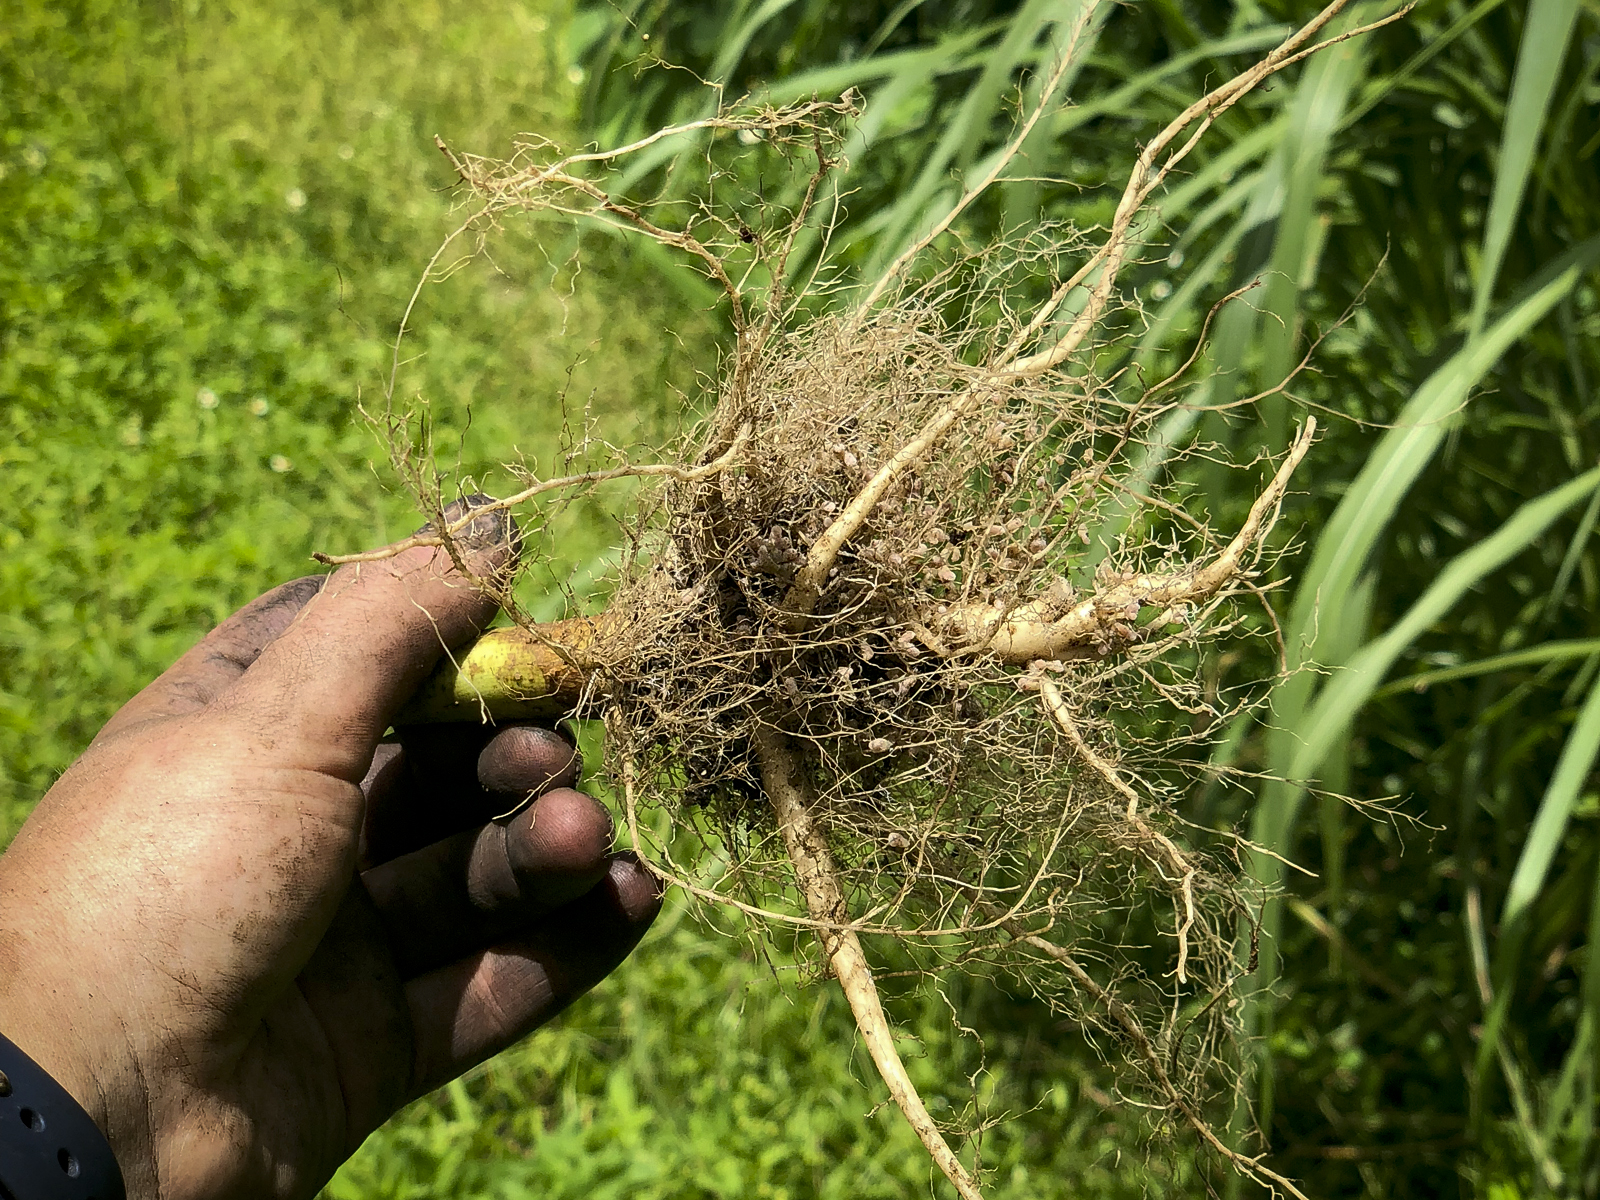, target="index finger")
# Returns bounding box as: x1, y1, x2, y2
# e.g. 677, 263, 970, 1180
95, 575, 325, 744
222, 500, 519, 781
